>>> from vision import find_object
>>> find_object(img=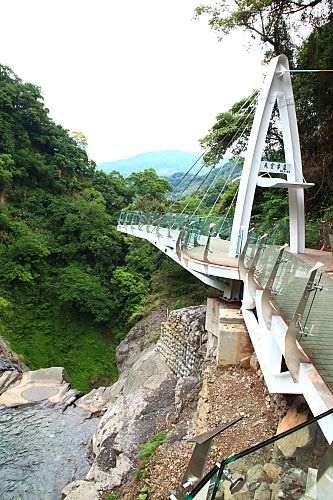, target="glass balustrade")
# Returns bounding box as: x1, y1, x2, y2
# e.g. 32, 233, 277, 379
267, 252, 313, 324
300, 272, 333, 391
254, 244, 281, 288
183, 217, 235, 265
243, 231, 260, 270
175, 409, 333, 500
